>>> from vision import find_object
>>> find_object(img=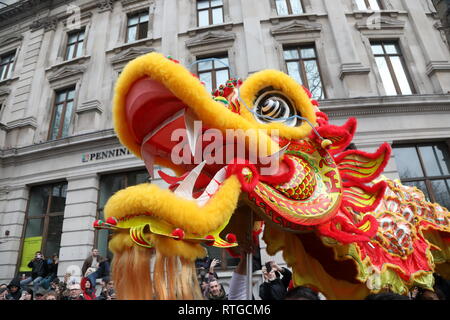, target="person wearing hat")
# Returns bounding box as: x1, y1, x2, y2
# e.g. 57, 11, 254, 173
6, 277, 22, 300
34, 288, 47, 300
65, 283, 84, 300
